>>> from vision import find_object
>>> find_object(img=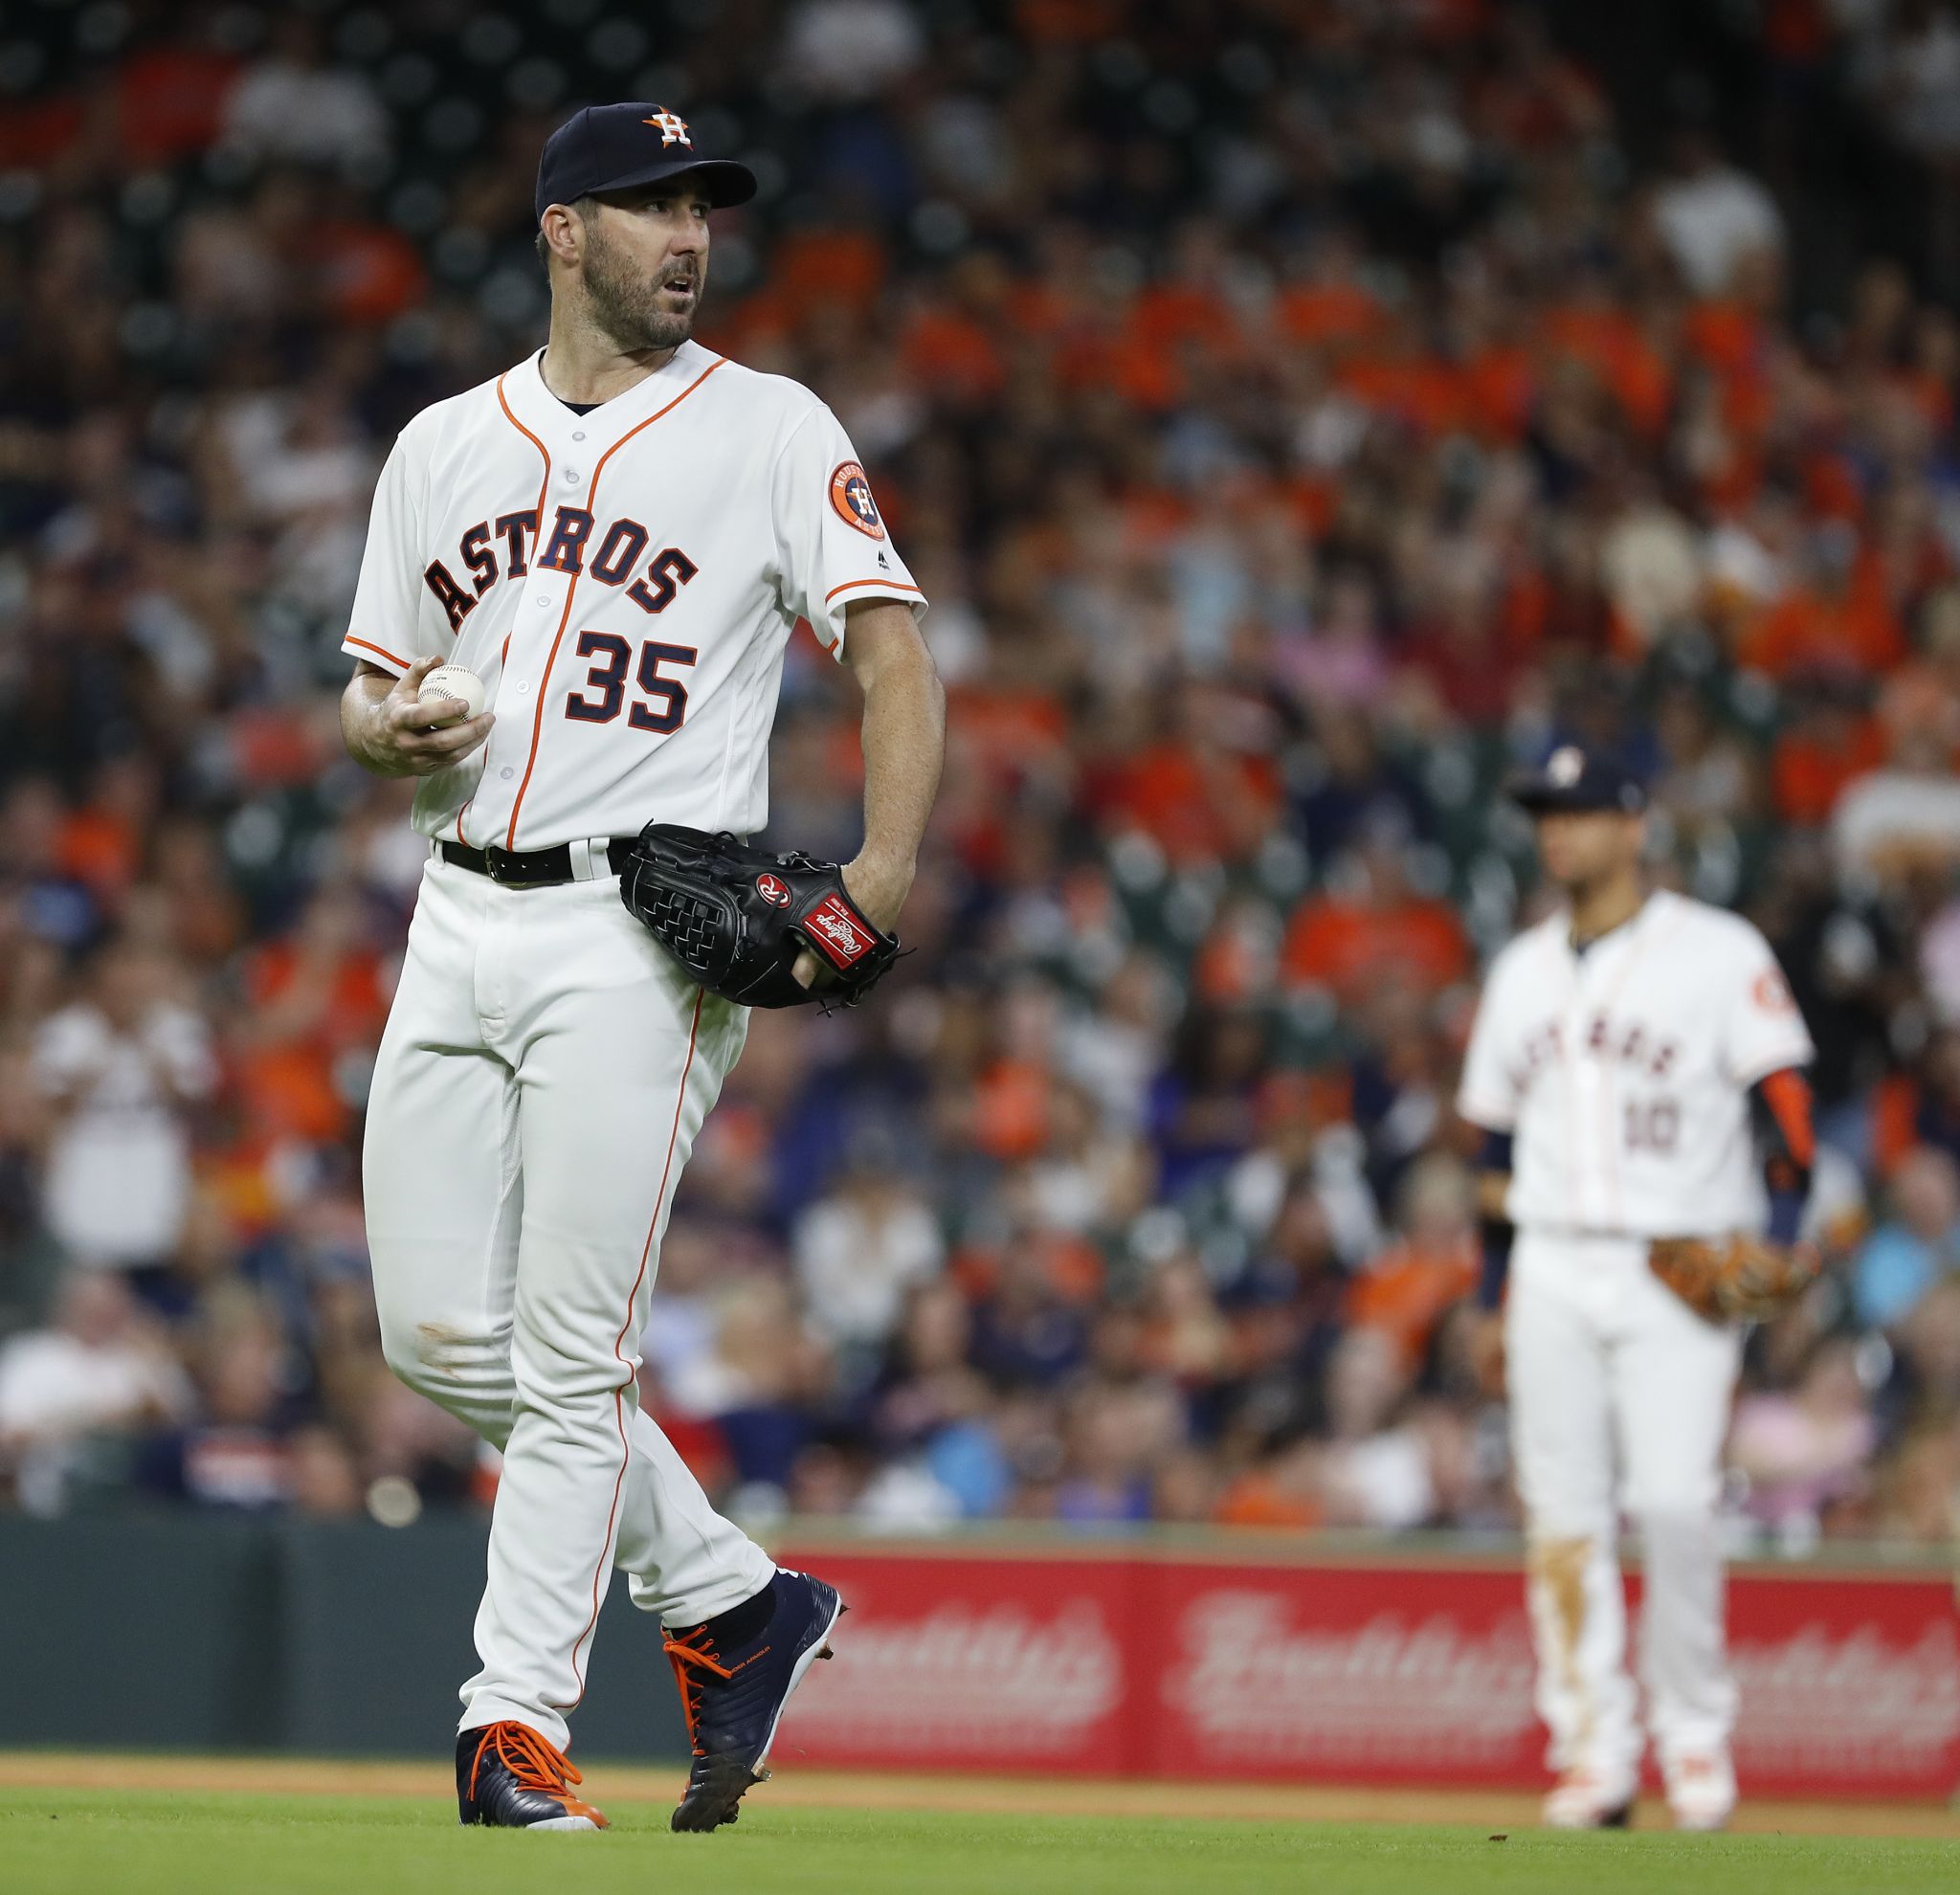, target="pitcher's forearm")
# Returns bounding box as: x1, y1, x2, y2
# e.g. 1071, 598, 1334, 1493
858, 643, 945, 885
837, 603, 945, 931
